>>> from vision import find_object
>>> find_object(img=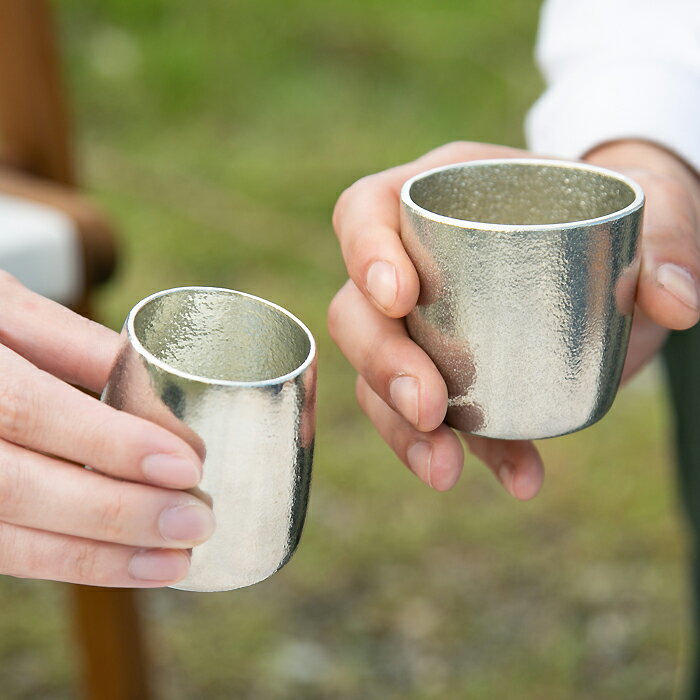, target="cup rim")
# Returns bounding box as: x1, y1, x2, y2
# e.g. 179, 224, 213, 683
126, 285, 316, 387
400, 158, 645, 231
